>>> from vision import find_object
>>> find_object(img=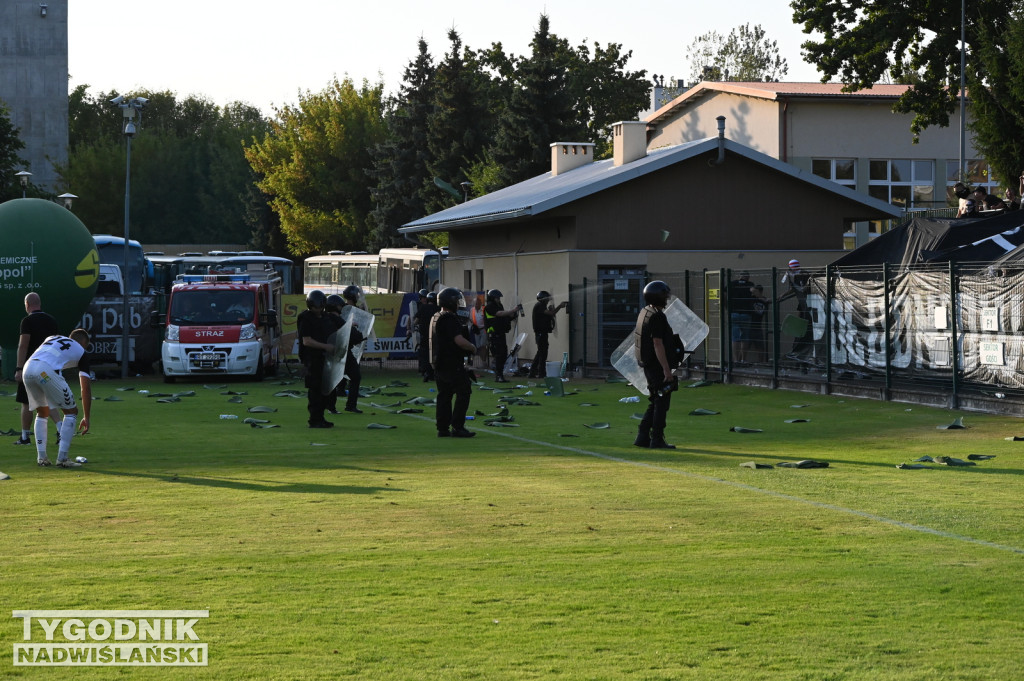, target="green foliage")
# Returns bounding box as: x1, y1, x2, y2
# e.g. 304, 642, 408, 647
61, 88, 271, 245
966, 9, 1024, 188
245, 77, 387, 256
491, 15, 584, 186
0, 101, 28, 202
687, 23, 790, 83
368, 39, 437, 250
570, 40, 650, 158
423, 30, 494, 216
790, 0, 1016, 140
